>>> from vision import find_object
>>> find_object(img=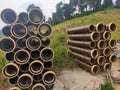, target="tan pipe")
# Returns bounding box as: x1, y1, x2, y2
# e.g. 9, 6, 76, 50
20, 63, 29, 73
68, 50, 96, 65
38, 23, 52, 37
5, 52, 14, 62
16, 38, 26, 49
40, 48, 54, 62
76, 59, 100, 74
17, 73, 33, 89
2, 25, 12, 37
108, 39, 116, 48
67, 25, 95, 34
33, 73, 43, 82
69, 46, 99, 59
97, 56, 106, 66
0, 37, 16, 52
102, 31, 111, 40
1, 9, 17, 24
30, 50, 40, 59
29, 60, 44, 75
2, 63, 19, 78
11, 23, 28, 38
95, 23, 105, 33
28, 8, 43, 24
108, 54, 117, 63
43, 71, 56, 85
67, 40, 96, 49
18, 12, 29, 24
97, 40, 107, 50
103, 63, 112, 71
102, 47, 112, 57
106, 23, 116, 31
26, 36, 41, 51
10, 87, 21, 90
41, 37, 50, 47
14, 49, 30, 64
8, 76, 18, 86
44, 61, 53, 70
32, 83, 46, 90
68, 32, 100, 42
